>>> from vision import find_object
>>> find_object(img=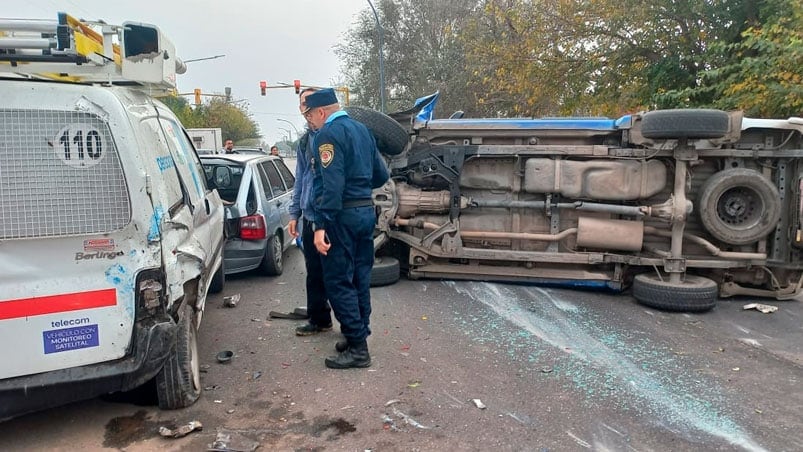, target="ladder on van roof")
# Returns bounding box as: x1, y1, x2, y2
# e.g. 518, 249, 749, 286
0, 12, 185, 92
